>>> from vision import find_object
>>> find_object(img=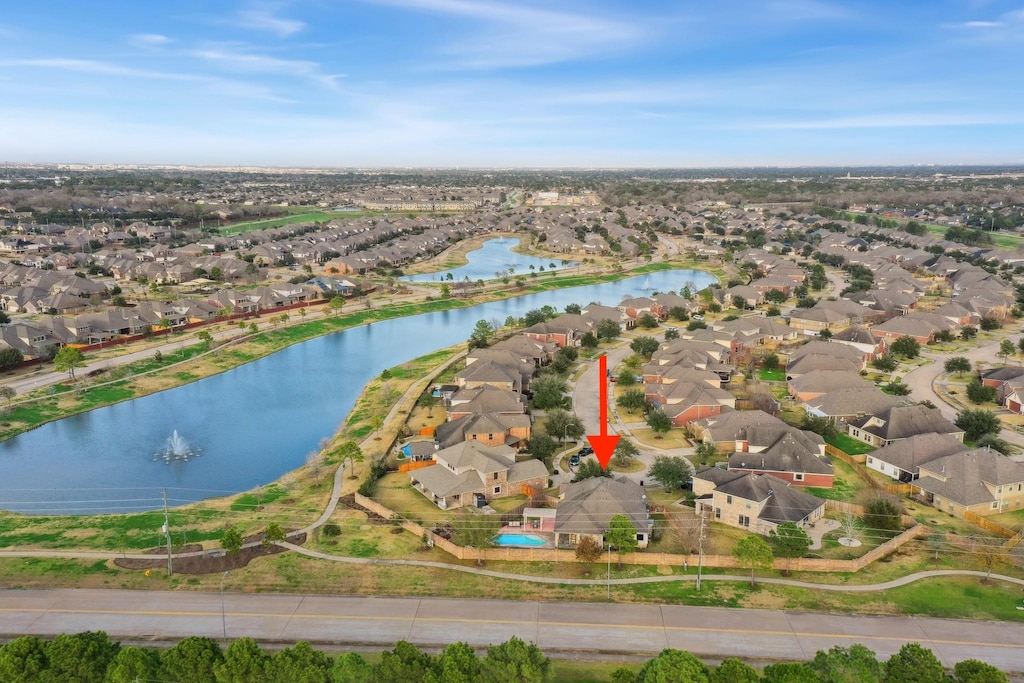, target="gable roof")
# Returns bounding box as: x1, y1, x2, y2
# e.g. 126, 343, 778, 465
554, 477, 649, 537
848, 404, 962, 441
917, 449, 1024, 507
870, 433, 968, 475
715, 473, 826, 524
